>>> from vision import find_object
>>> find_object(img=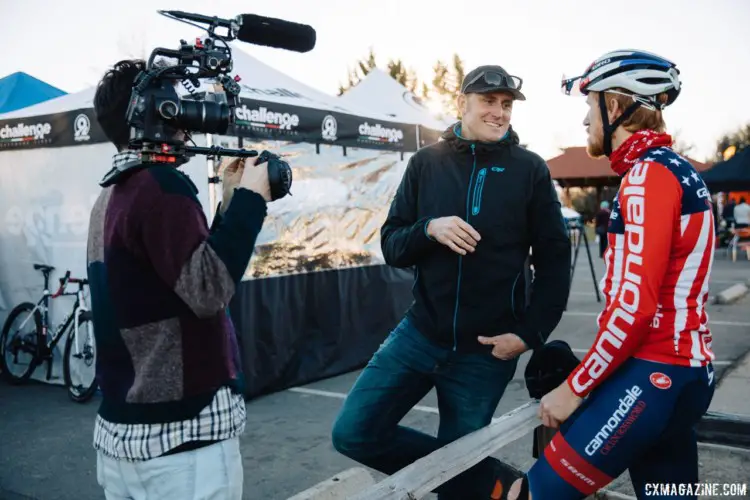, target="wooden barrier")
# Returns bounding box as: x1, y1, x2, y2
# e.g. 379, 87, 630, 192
288, 467, 376, 500
288, 403, 750, 500
350, 401, 539, 500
